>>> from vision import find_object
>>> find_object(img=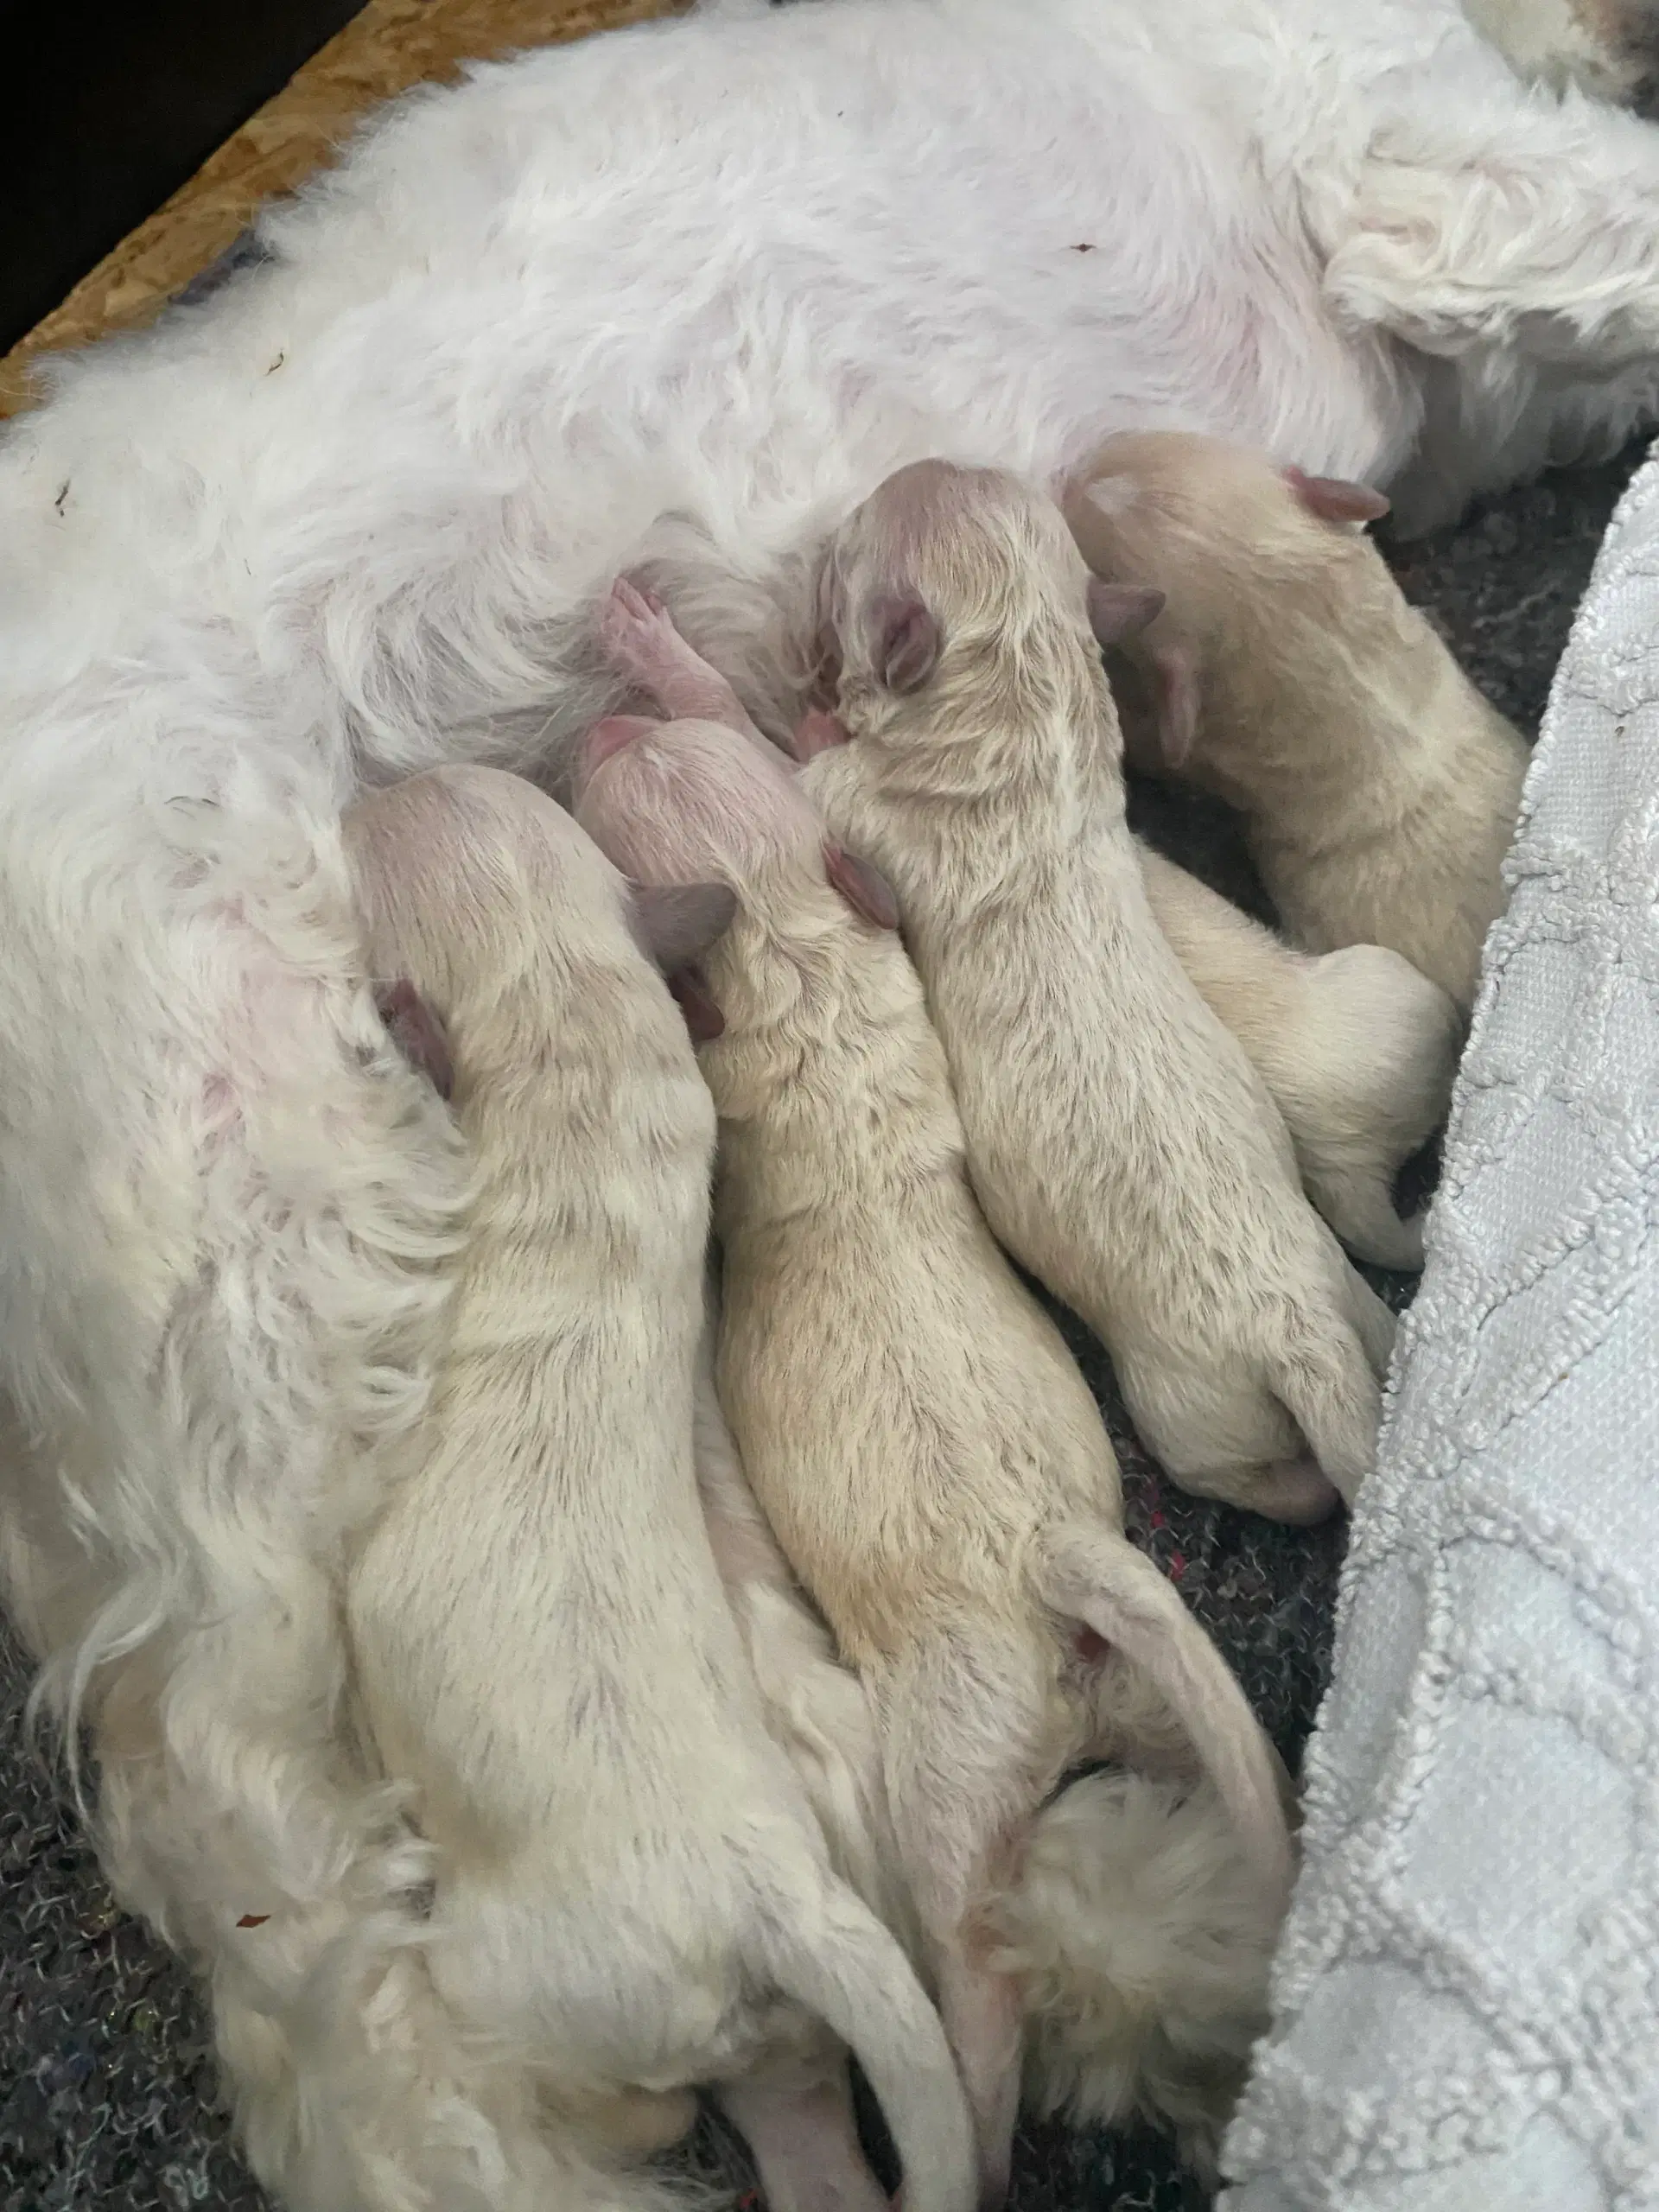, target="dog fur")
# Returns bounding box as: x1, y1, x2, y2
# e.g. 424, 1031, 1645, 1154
331, 765, 977, 2212
804, 461, 1398, 1522
574, 684, 1293, 2202
1065, 430, 1532, 1007
4, 0, 1659, 2188
1137, 849, 1462, 1267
